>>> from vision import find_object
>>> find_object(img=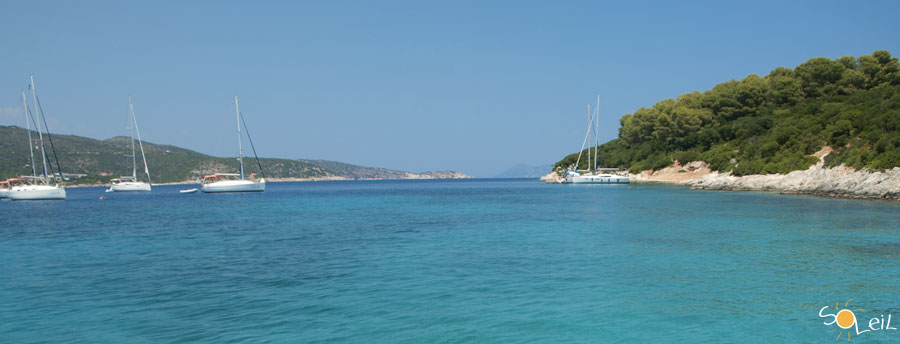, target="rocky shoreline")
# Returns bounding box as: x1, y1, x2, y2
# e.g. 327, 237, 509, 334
544, 147, 900, 201
686, 164, 900, 200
